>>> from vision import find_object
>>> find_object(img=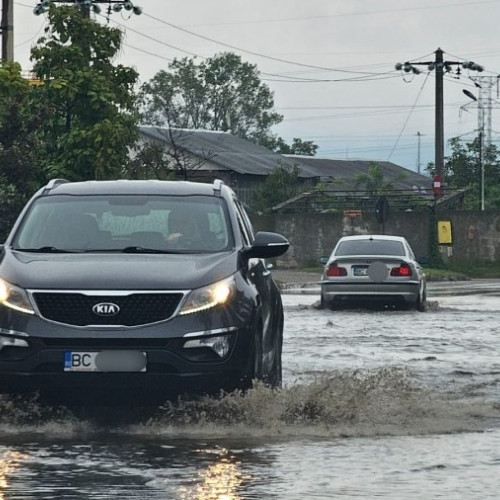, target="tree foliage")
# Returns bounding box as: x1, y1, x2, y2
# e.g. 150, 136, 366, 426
354, 162, 408, 196
139, 52, 317, 155
0, 62, 48, 238
30, 5, 140, 181
439, 136, 500, 209
140, 53, 282, 144
267, 137, 319, 156
251, 162, 303, 213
